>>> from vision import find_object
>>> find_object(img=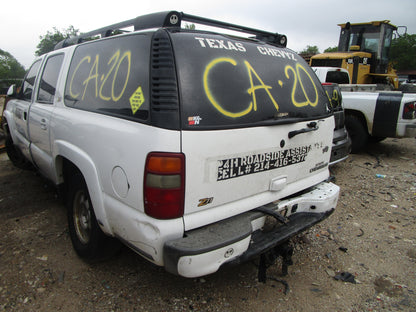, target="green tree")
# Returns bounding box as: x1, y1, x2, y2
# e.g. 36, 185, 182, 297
0, 49, 26, 93
390, 34, 416, 70
324, 46, 338, 53
299, 45, 319, 55
36, 26, 79, 56
184, 23, 196, 30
